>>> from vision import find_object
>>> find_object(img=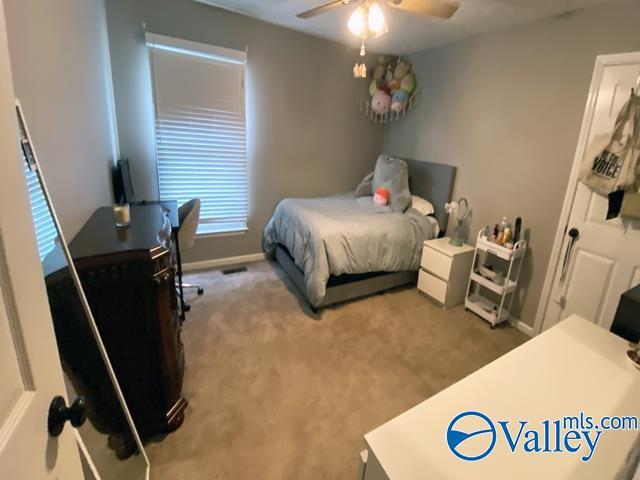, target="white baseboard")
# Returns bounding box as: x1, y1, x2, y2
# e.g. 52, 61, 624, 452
509, 317, 535, 337
182, 252, 266, 272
